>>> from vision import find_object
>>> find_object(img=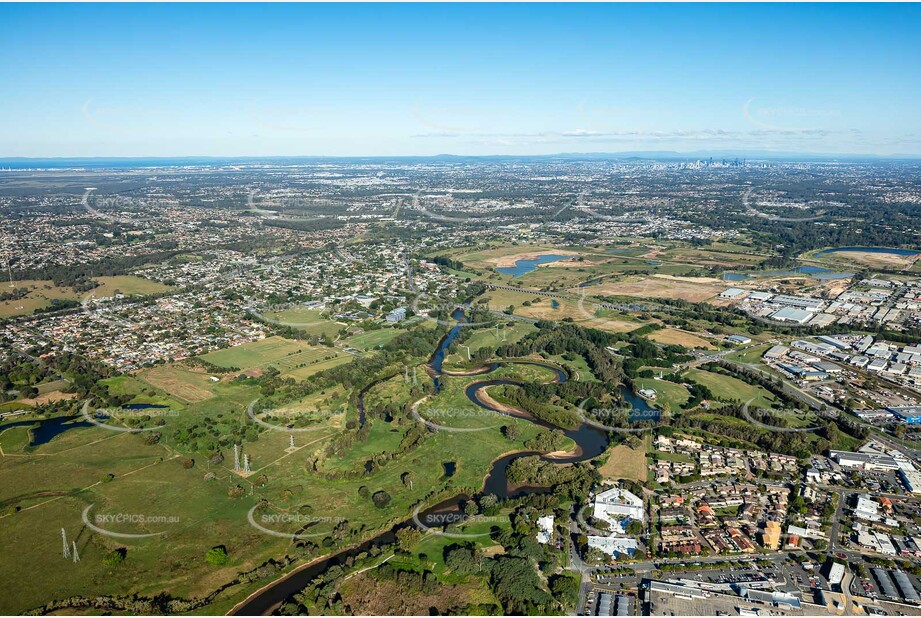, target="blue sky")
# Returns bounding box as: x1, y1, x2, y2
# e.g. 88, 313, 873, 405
1, 3, 919, 157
